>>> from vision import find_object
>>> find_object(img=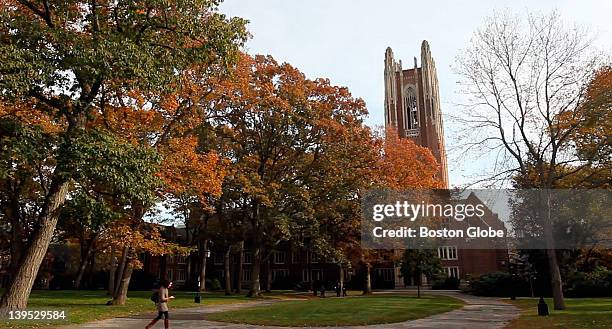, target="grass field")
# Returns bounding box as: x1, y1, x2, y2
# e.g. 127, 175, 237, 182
207, 294, 464, 326
0, 290, 254, 328
506, 297, 612, 329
